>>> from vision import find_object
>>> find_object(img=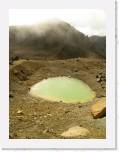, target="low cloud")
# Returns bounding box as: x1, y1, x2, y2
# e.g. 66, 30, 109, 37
9, 9, 106, 36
